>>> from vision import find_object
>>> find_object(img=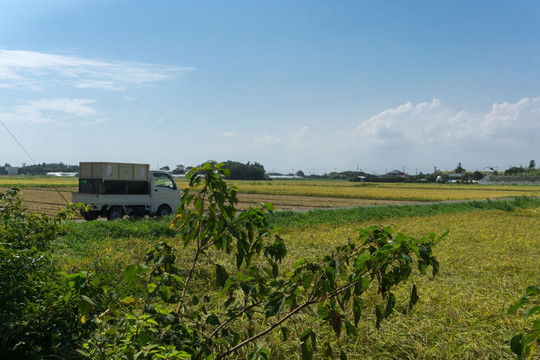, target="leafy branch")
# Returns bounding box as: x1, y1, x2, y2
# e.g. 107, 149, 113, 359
70, 163, 446, 359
